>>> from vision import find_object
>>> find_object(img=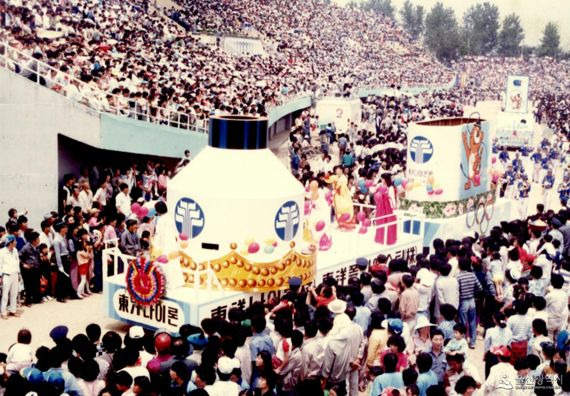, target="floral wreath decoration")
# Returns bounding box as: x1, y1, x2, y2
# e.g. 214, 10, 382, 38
125, 256, 166, 306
